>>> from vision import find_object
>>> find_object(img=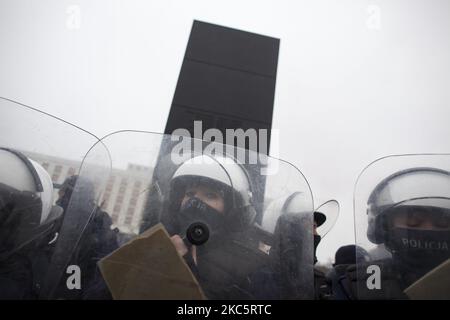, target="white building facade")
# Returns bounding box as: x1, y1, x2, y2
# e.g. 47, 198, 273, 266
26, 151, 153, 234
